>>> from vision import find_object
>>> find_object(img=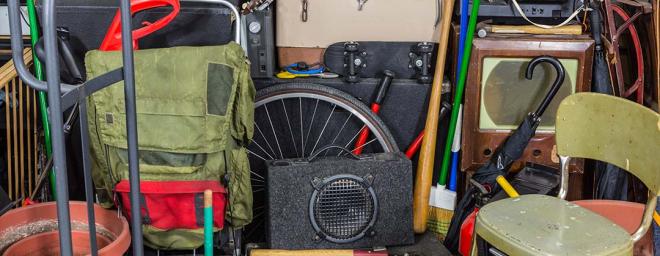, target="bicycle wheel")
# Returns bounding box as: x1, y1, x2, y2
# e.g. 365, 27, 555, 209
244, 83, 399, 243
